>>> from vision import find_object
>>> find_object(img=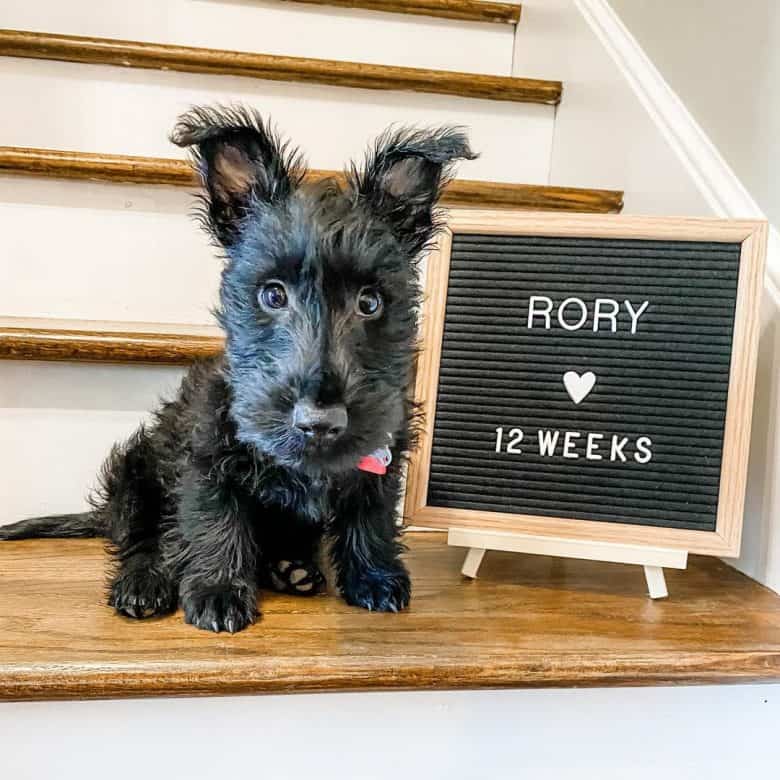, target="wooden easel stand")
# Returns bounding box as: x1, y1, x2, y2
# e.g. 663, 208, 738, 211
448, 527, 688, 599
